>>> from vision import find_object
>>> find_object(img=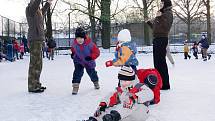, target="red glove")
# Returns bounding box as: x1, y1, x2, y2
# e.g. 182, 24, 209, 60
94, 102, 107, 117
105, 60, 113, 67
